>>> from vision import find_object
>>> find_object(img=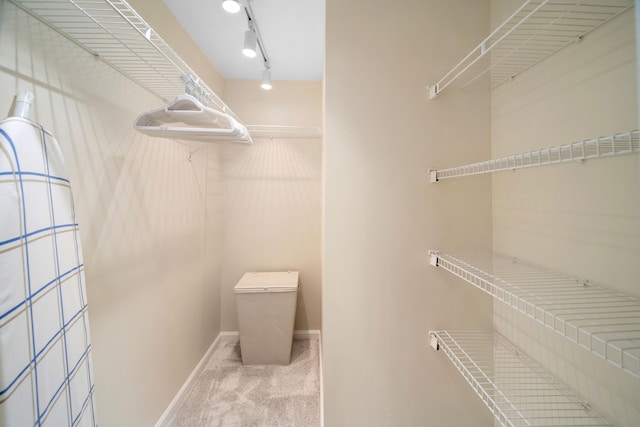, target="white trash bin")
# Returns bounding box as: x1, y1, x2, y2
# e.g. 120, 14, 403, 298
234, 271, 299, 365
